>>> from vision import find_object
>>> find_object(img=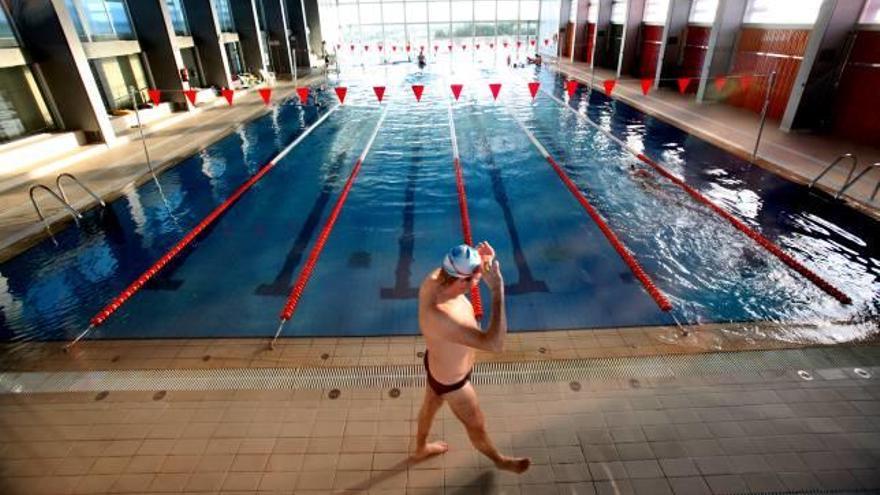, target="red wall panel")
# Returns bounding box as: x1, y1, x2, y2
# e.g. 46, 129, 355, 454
563, 22, 575, 58
834, 30, 880, 145
681, 25, 710, 79
729, 28, 809, 120
638, 24, 664, 78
